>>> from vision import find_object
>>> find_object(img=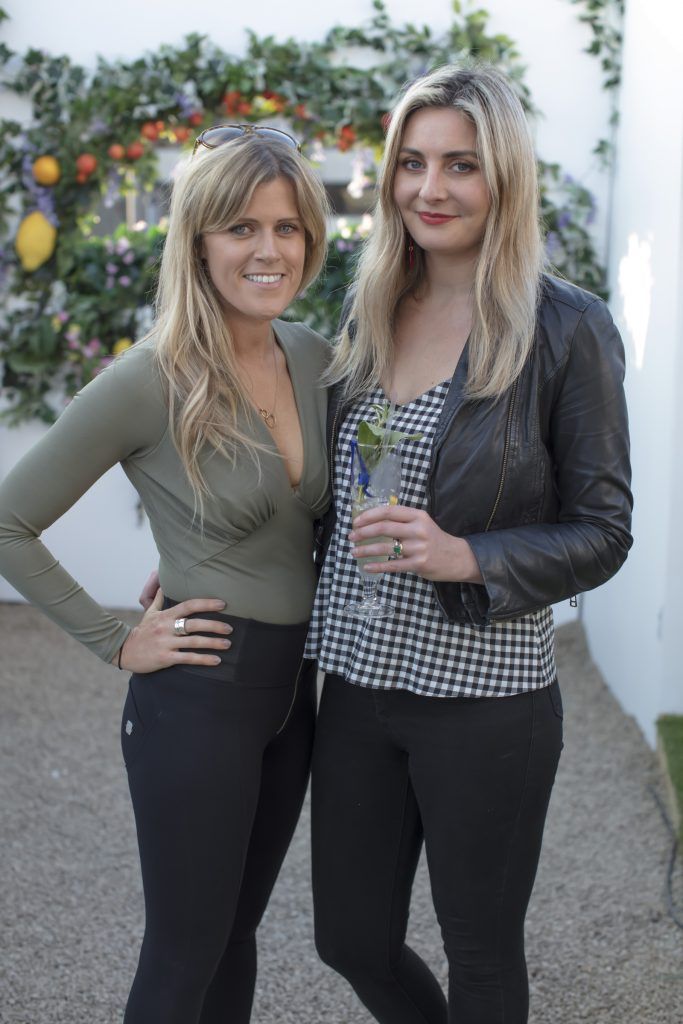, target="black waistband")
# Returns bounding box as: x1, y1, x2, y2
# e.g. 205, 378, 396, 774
163, 597, 309, 686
